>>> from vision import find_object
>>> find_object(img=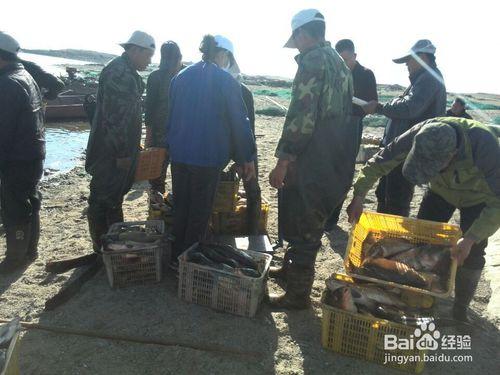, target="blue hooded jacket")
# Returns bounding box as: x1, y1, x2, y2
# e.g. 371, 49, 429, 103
165, 61, 255, 168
